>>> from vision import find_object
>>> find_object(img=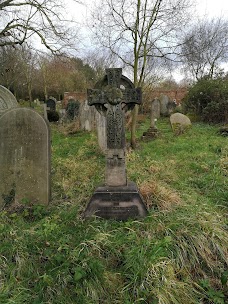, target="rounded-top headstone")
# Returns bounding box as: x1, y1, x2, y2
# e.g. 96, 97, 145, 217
170, 113, 192, 134
0, 85, 18, 116
160, 94, 169, 115
0, 107, 51, 209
